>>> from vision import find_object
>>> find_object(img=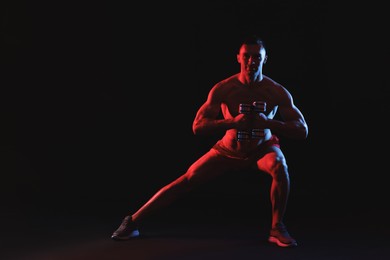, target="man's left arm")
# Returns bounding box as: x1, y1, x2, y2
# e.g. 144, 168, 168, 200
265, 104, 308, 140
